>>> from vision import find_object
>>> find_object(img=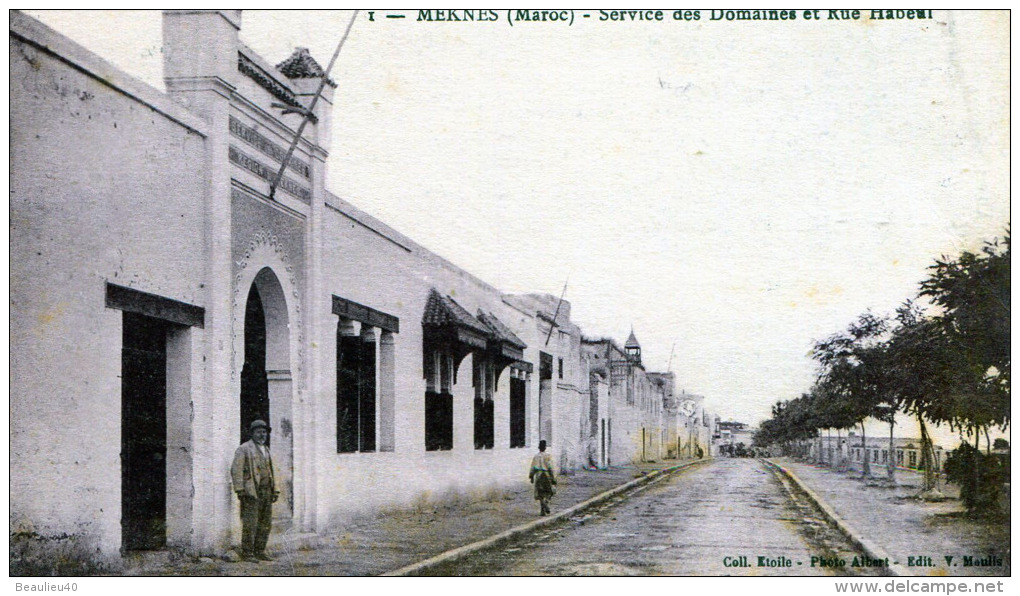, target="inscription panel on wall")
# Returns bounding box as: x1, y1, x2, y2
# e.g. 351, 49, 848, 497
228, 145, 311, 203
229, 116, 310, 179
